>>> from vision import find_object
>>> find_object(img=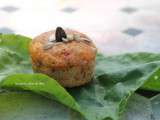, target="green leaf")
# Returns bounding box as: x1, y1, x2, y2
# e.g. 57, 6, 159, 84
151, 94, 160, 120
0, 34, 32, 81
0, 74, 82, 115
123, 93, 160, 120
0, 34, 31, 60
0, 34, 84, 118
66, 52, 160, 120
142, 68, 160, 91
122, 94, 152, 120
0, 91, 84, 120
0, 34, 160, 120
